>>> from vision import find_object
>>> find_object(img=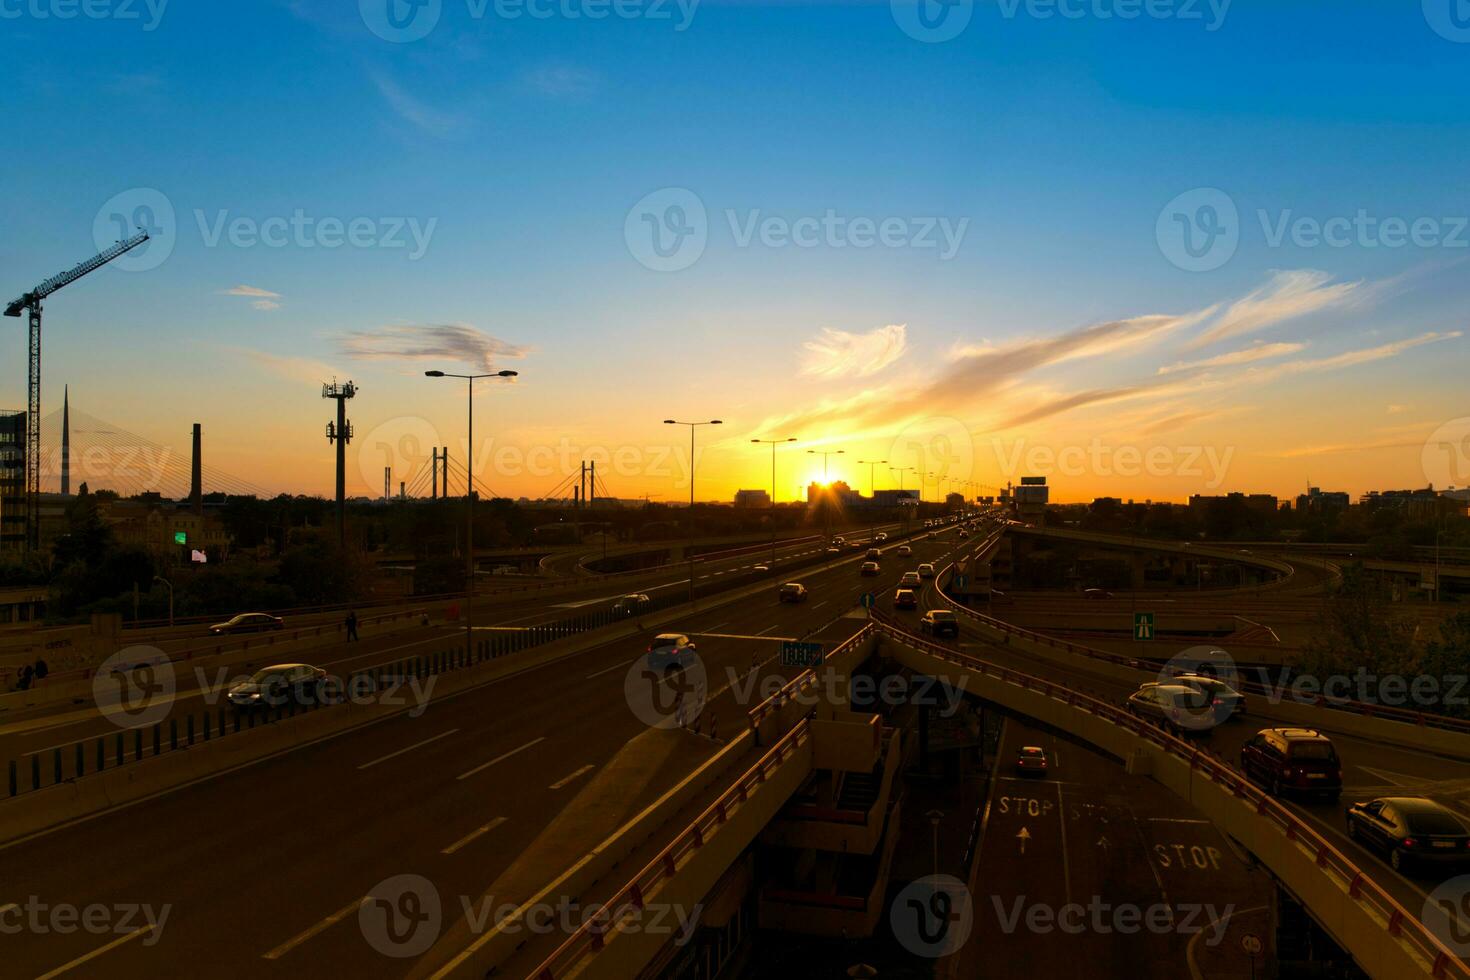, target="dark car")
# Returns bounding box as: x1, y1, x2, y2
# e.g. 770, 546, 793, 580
209, 613, 284, 635
778, 582, 808, 603
860, 561, 880, 576
611, 593, 651, 617
1347, 797, 1470, 872
1082, 588, 1113, 600
894, 588, 918, 610
1125, 683, 1215, 736
1173, 674, 1247, 718
919, 609, 959, 638
1015, 746, 1048, 778
647, 634, 697, 674
227, 663, 326, 709
1240, 728, 1341, 799
865, 548, 882, 561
